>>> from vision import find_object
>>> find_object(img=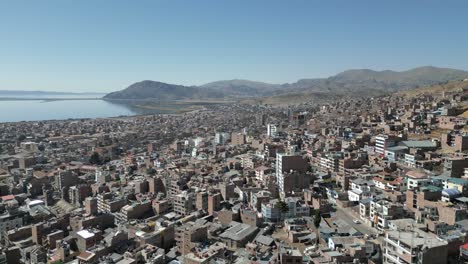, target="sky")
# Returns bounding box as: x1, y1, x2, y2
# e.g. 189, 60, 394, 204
1, 0, 468, 92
